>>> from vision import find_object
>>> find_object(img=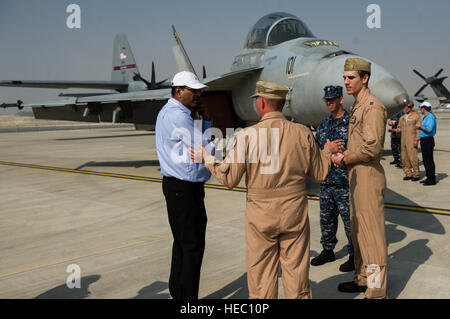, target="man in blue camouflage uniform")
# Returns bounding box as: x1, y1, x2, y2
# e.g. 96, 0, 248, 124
312, 85, 354, 272
388, 111, 404, 168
